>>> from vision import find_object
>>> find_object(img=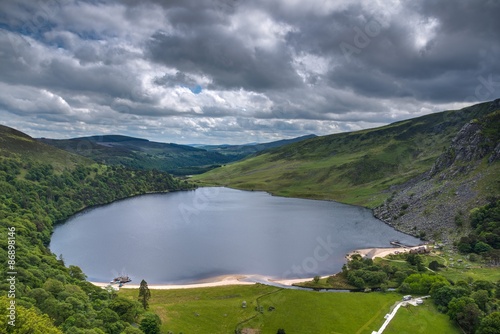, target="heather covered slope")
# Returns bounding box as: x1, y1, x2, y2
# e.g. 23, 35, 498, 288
0, 124, 93, 170
38, 135, 232, 175
195, 101, 499, 209
195, 100, 500, 240
39, 134, 316, 175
